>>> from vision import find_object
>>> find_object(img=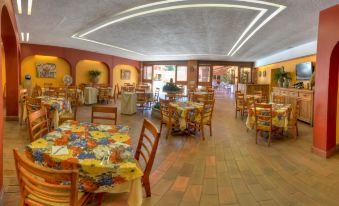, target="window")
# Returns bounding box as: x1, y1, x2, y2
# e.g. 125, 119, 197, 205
176, 66, 187, 81
198, 66, 211, 82
143, 66, 152, 80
